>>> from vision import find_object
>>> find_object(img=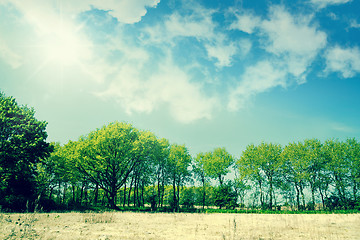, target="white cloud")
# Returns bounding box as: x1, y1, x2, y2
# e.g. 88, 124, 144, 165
143, 4, 240, 68
149, 62, 216, 123
0, 40, 22, 68
260, 6, 327, 79
86, 0, 160, 24
229, 12, 261, 34
238, 39, 253, 57
205, 42, 238, 67
310, 0, 352, 9
229, 6, 327, 81
2, 0, 159, 30
164, 12, 215, 40
228, 61, 287, 111
96, 55, 216, 123
227, 5, 327, 110
324, 45, 360, 78
350, 19, 360, 28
